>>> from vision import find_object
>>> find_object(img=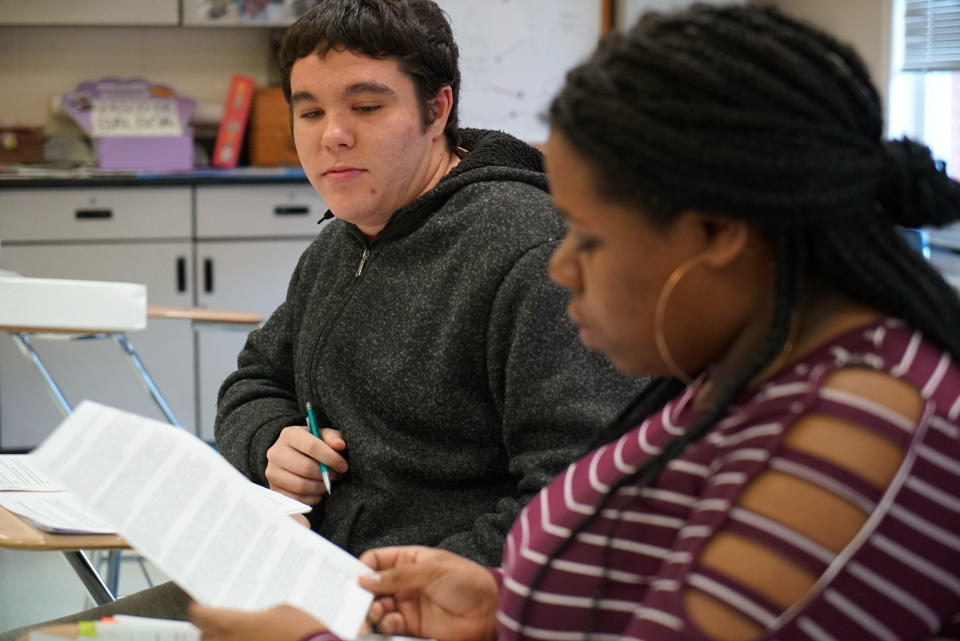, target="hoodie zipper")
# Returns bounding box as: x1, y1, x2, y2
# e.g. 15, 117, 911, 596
355, 247, 371, 278
307, 242, 372, 397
